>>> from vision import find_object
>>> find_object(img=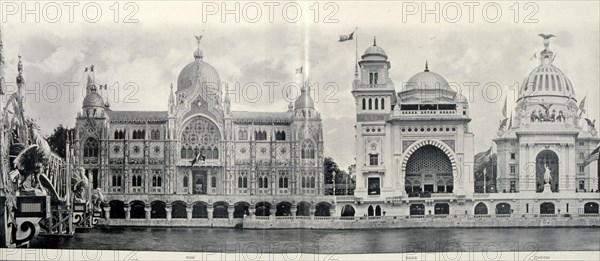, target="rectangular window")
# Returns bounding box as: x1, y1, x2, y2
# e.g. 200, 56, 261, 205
579, 165, 585, 173
369, 72, 379, 85
510, 153, 516, 160
510, 165, 516, 174
368, 177, 380, 195
369, 154, 379, 166
579, 152, 585, 160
